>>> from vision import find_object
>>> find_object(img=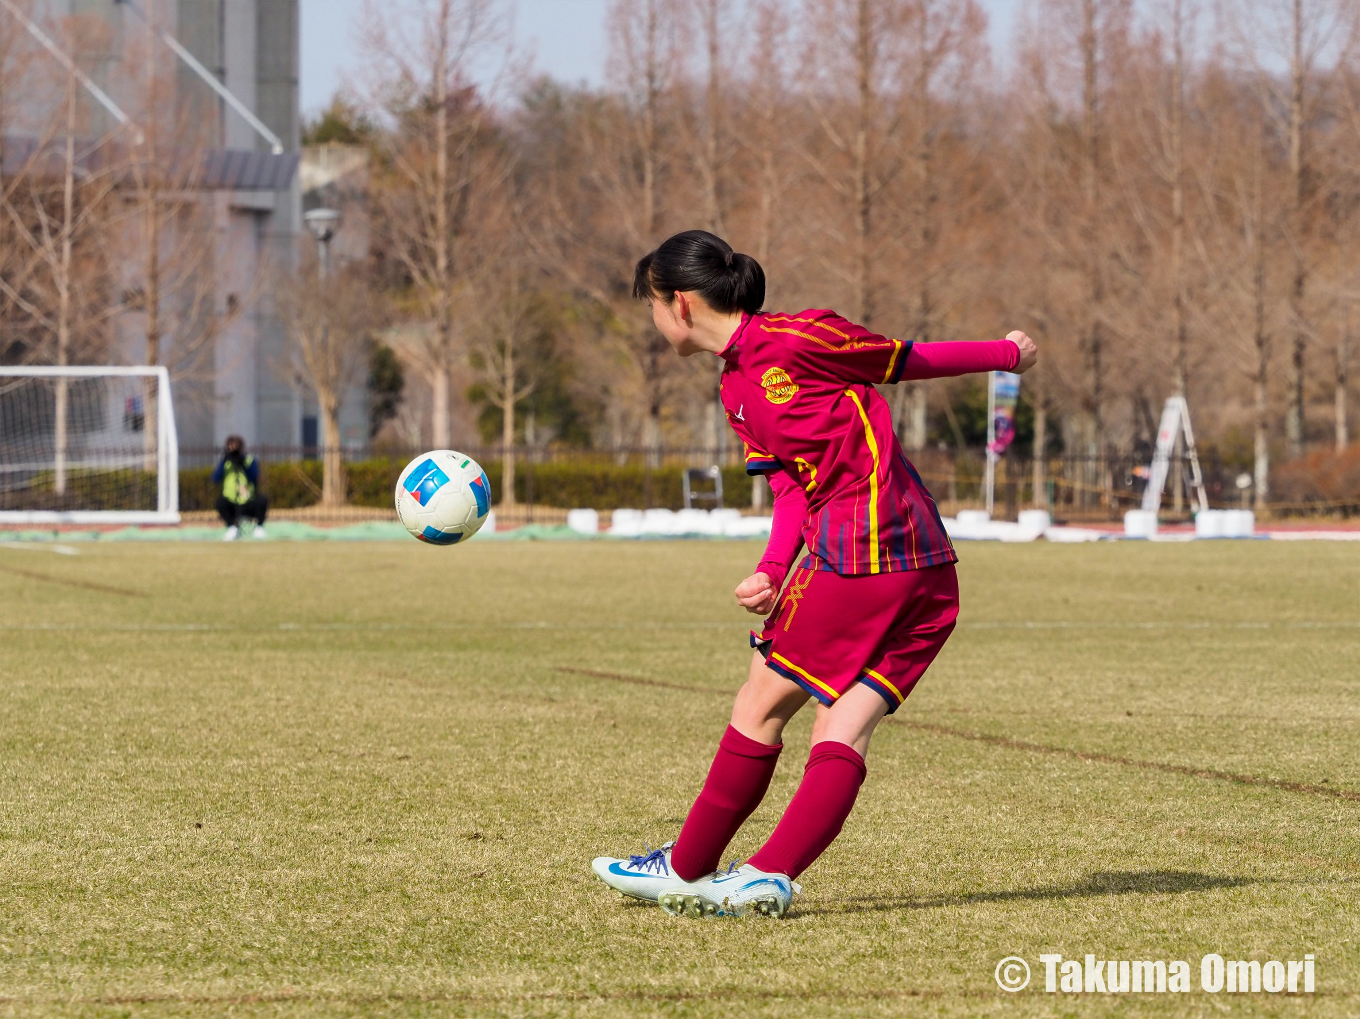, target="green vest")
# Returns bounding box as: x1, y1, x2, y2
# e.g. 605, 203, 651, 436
222, 456, 255, 505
